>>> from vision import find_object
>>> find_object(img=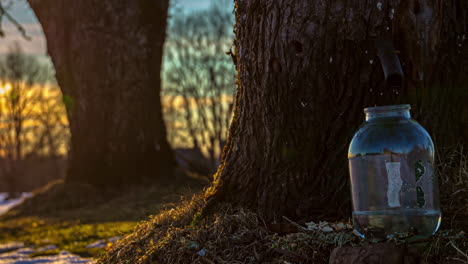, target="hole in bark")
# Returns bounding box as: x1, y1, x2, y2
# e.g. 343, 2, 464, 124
413, 1, 421, 14
291, 40, 303, 54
